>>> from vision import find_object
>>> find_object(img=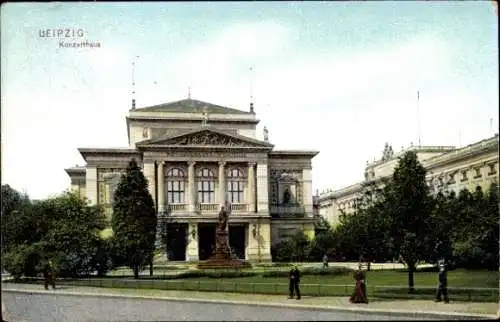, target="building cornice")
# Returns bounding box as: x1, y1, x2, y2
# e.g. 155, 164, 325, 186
137, 145, 273, 152
269, 150, 319, 158
78, 148, 141, 162
126, 116, 260, 124
64, 167, 86, 175
423, 135, 498, 170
